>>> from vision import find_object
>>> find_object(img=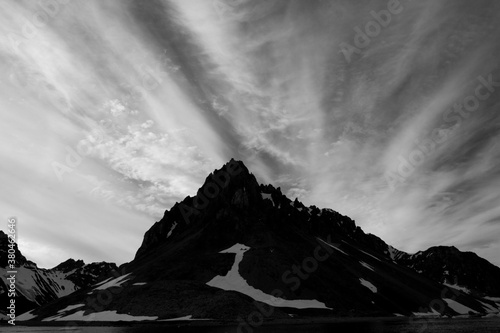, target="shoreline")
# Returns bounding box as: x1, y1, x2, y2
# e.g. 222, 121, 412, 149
2, 315, 499, 327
